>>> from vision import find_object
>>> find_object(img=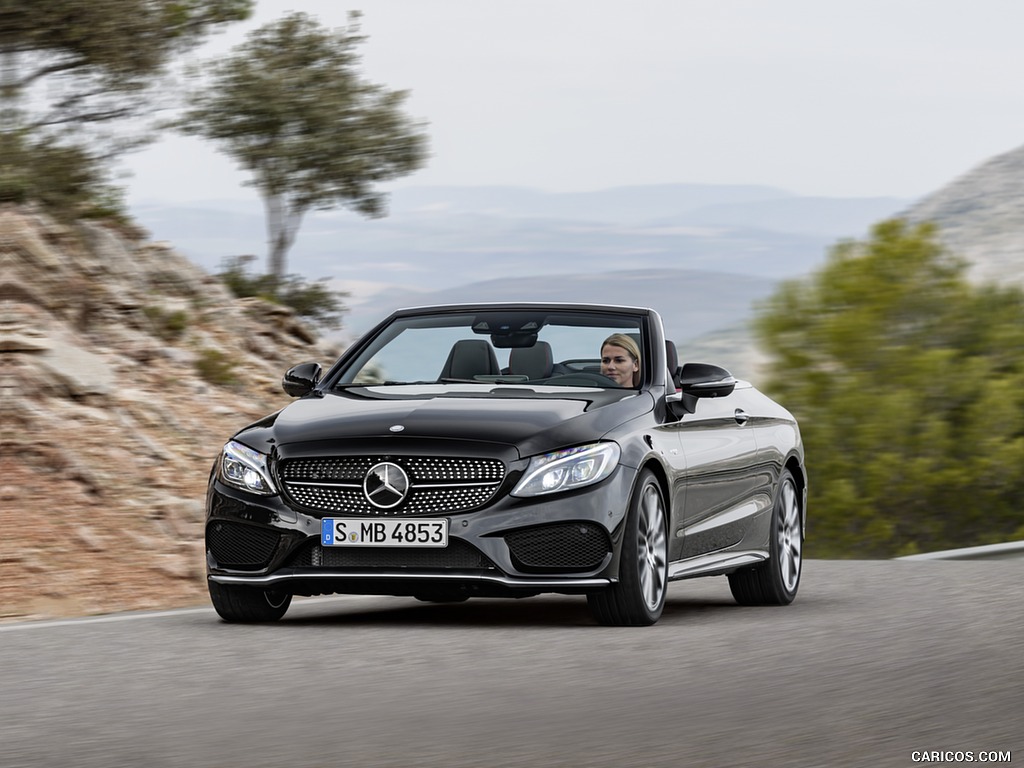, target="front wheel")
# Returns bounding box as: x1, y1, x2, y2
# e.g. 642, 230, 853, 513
208, 580, 292, 622
588, 470, 668, 626
728, 469, 802, 606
